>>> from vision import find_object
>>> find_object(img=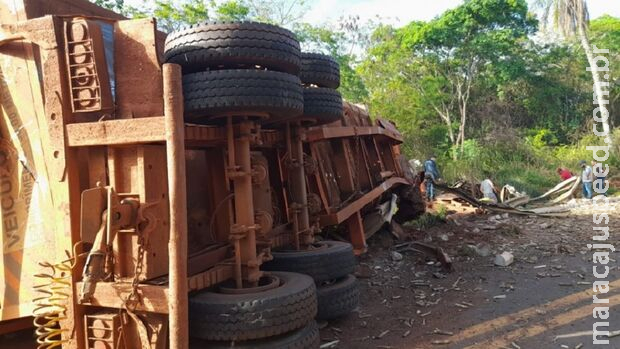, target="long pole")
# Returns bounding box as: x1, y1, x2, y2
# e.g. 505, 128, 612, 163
163, 63, 188, 349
